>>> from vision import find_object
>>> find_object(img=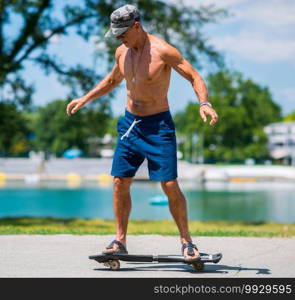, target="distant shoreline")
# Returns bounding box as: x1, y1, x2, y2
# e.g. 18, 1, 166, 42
1, 158, 295, 182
